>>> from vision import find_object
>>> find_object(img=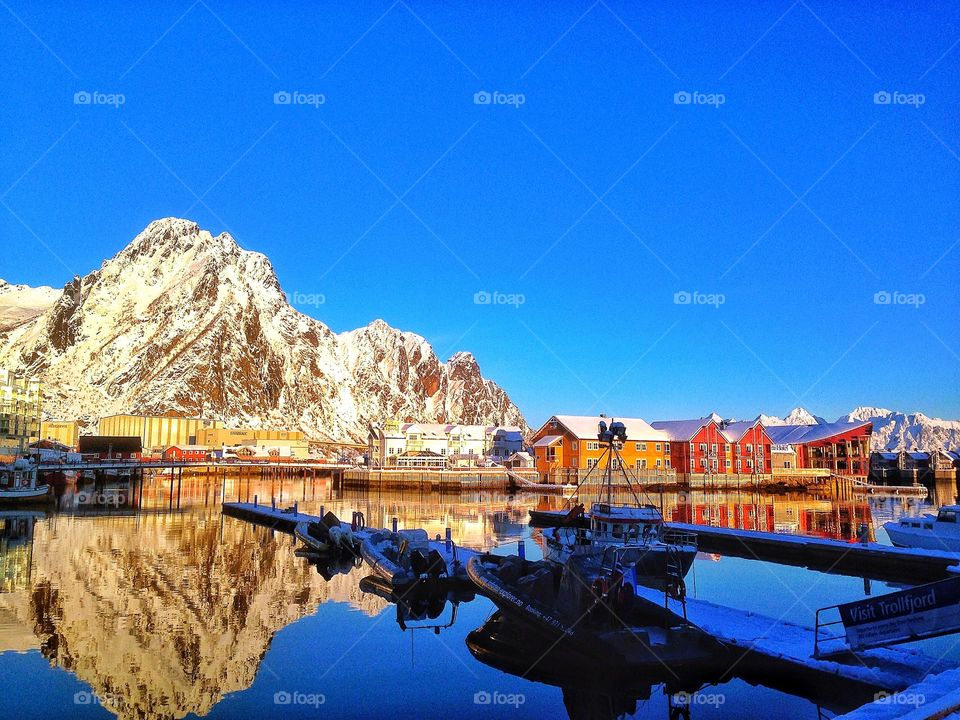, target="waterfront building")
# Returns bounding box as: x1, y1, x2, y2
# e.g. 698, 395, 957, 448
39, 420, 79, 448
650, 417, 724, 474
161, 445, 211, 462
870, 451, 899, 480
366, 421, 521, 468
771, 444, 798, 470
0, 369, 41, 455
529, 415, 669, 484
99, 414, 222, 453
718, 419, 774, 475
77, 436, 143, 460
765, 421, 872, 477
